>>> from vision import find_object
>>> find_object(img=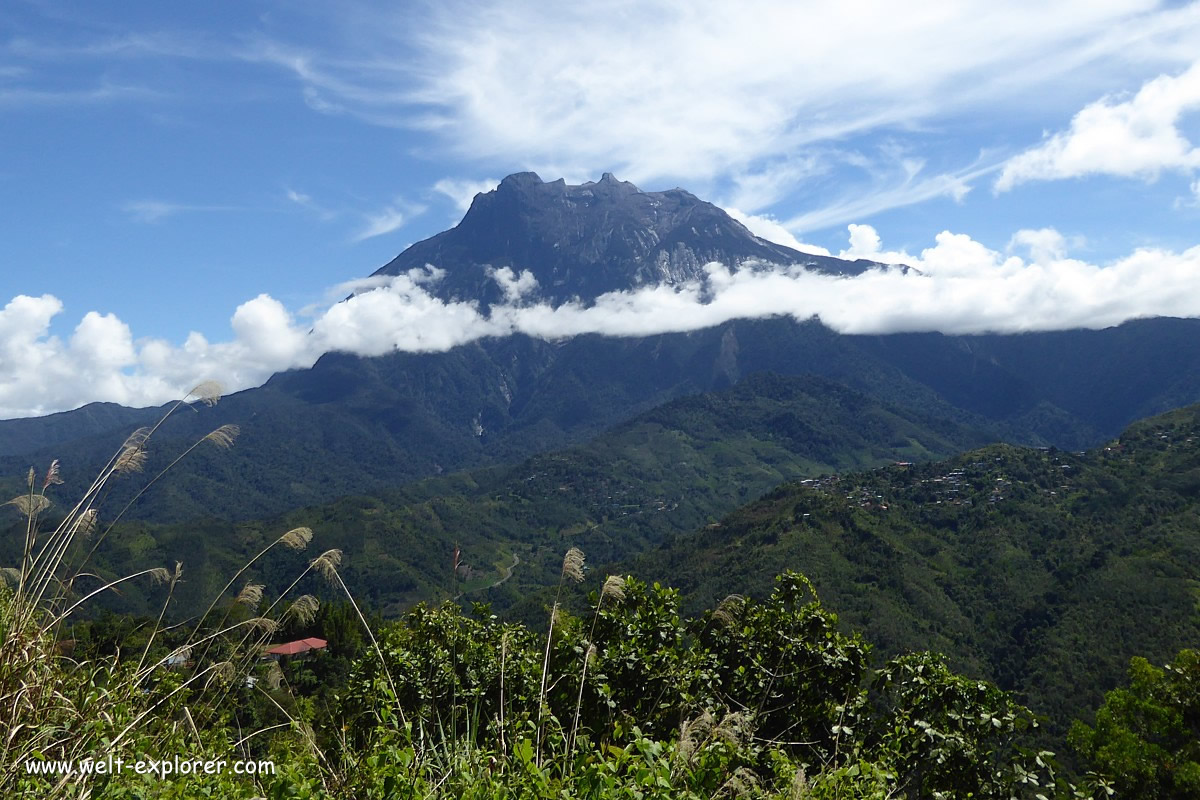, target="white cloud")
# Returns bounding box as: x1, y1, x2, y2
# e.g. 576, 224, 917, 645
489, 267, 540, 303
123, 199, 243, 223
997, 60, 1200, 191
724, 208, 830, 256
353, 202, 423, 242
433, 177, 500, 214
252, 0, 1199, 192
726, 155, 828, 212
784, 165, 982, 234
4, 225, 1200, 418
1008, 228, 1070, 264
123, 200, 185, 223
0, 83, 158, 108
285, 189, 311, 206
